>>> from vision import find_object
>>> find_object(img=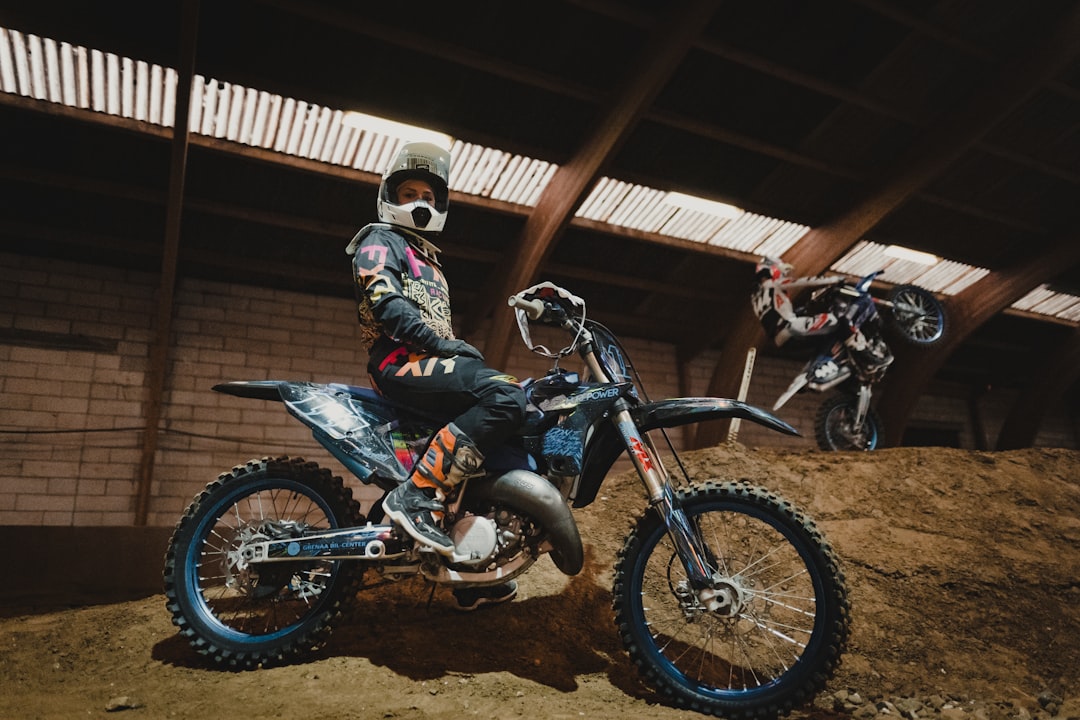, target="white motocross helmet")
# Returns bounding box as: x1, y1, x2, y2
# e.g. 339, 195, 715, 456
756, 256, 795, 283
376, 141, 451, 233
